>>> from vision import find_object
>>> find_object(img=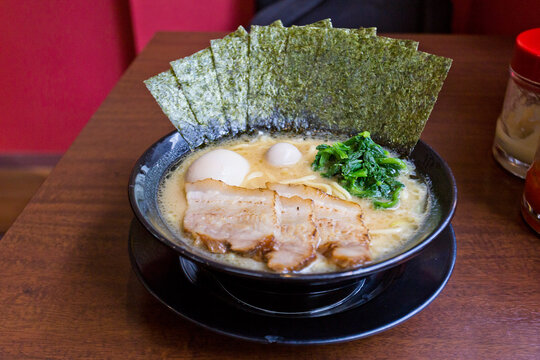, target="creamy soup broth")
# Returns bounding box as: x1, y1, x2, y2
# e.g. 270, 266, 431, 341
158, 134, 430, 273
